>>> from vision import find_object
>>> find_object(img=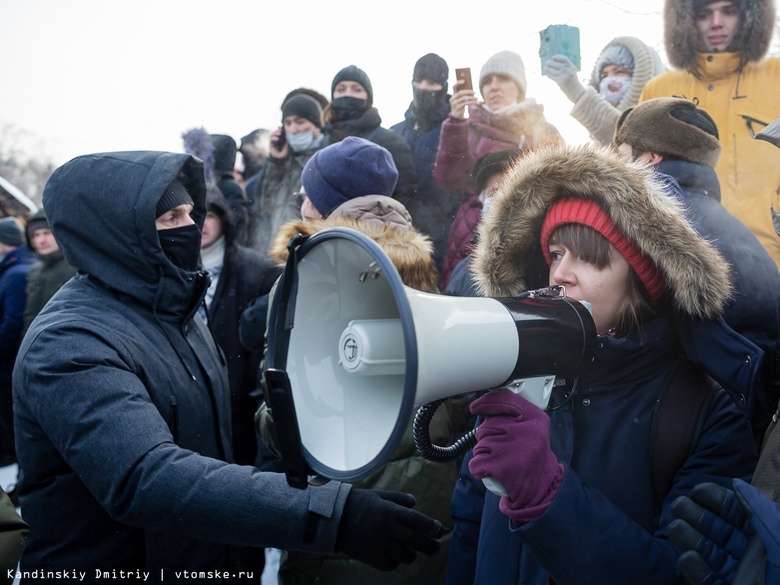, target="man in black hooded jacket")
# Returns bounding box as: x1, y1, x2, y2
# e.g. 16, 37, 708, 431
13, 150, 442, 582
